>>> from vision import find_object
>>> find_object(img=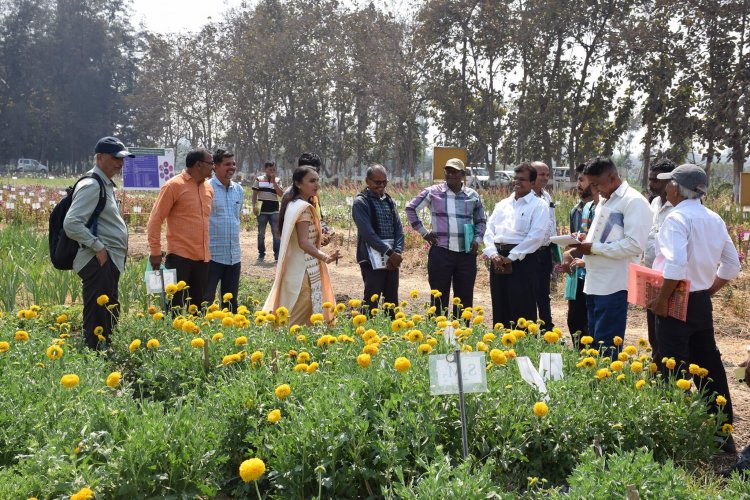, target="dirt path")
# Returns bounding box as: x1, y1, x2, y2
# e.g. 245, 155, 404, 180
128, 227, 750, 461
